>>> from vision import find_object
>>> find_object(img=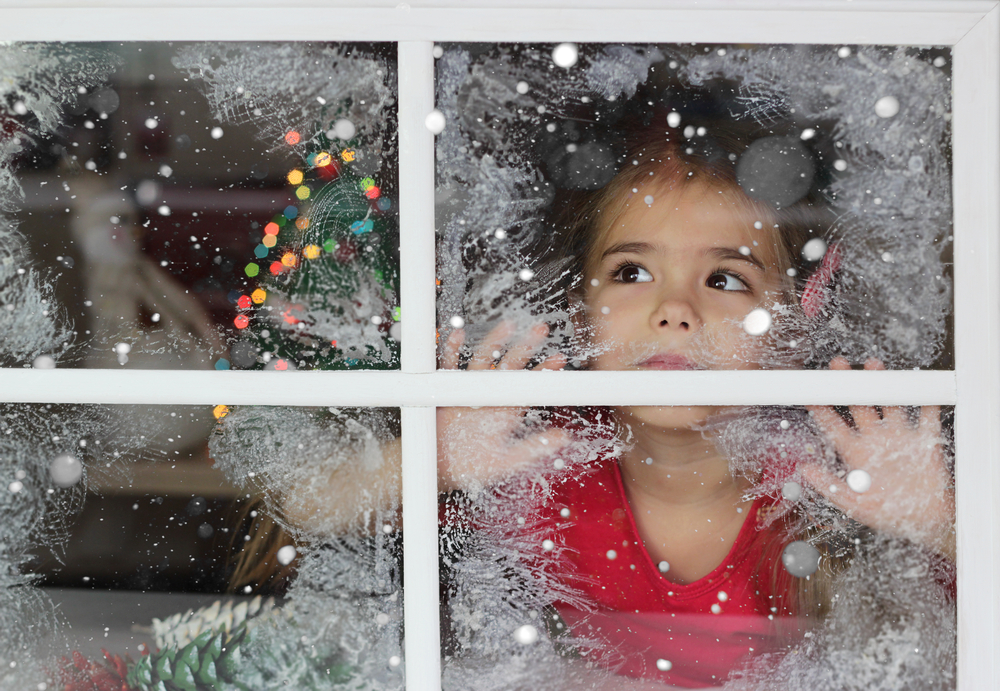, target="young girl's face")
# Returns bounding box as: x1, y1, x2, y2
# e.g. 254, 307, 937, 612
583, 178, 787, 430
